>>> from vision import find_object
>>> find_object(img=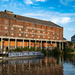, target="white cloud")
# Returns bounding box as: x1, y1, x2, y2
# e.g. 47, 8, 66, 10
23, 0, 46, 4
58, 5, 60, 7
49, 7, 55, 9
1, 0, 9, 2
24, 0, 33, 4
51, 17, 74, 24
2, 5, 7, 7
72, 6, 75, 7
22, 13, 44, 17
22, 11, 75, 25
36, 0, 46, 2
60, 0, 74, 6
19, 3, 22, 6
14, 3, 16, 6
68, 28, 75, 32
